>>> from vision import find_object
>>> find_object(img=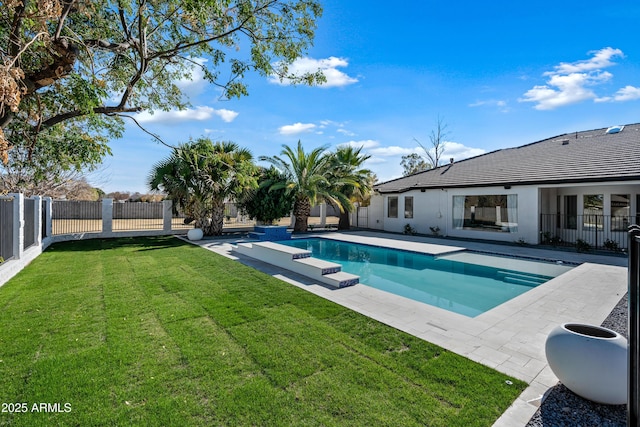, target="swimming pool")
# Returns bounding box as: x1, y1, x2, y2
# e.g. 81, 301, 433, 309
277, 238, 574, 317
